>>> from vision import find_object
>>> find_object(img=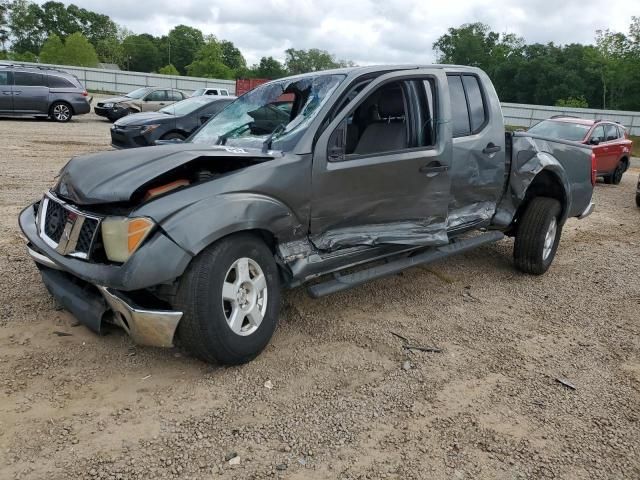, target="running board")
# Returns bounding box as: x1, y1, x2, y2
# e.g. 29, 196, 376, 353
307, 231, 504, 298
